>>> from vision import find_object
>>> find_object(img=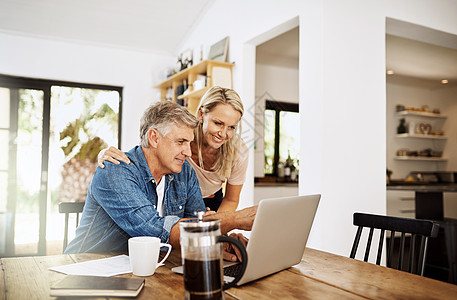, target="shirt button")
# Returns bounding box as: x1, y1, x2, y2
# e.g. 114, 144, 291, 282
179, 205, 182, 209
